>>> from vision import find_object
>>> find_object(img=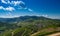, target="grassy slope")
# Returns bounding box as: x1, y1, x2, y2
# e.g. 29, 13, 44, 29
30, 27, 60, 36
0, 16, 60, 36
